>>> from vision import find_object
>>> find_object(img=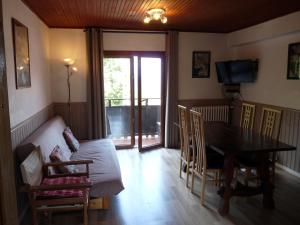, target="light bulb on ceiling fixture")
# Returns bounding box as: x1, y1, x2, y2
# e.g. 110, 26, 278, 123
153, 13, 161, 20
144, 16, 151, 24
161, 16, 167, 24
